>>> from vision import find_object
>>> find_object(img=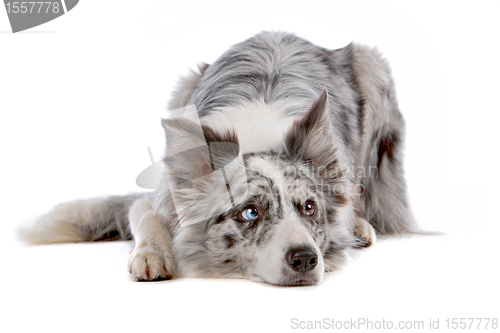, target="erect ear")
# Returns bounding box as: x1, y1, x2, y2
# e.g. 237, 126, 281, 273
168, 62, 210, 110
161, 117, 246, 226
283, 89, 336, 167
283, 89, 350, 202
